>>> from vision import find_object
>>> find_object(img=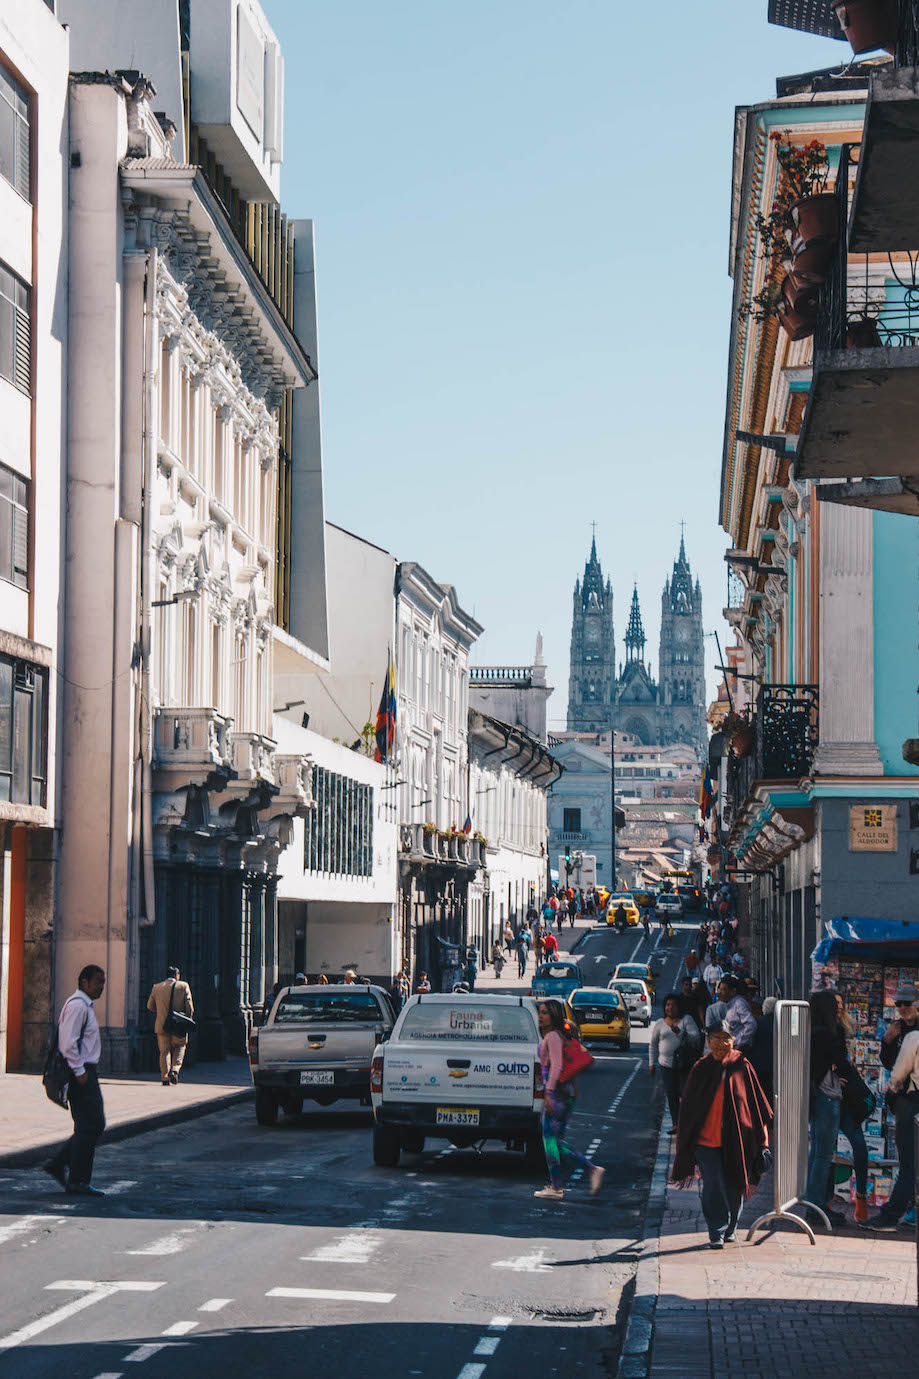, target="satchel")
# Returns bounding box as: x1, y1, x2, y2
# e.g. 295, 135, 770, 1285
559, 1034, 594, 1083
163, 980, 196, 1037
42, 998, 88, 1109
673, 1027, 700, 1076
842, 1068, 876, 1124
